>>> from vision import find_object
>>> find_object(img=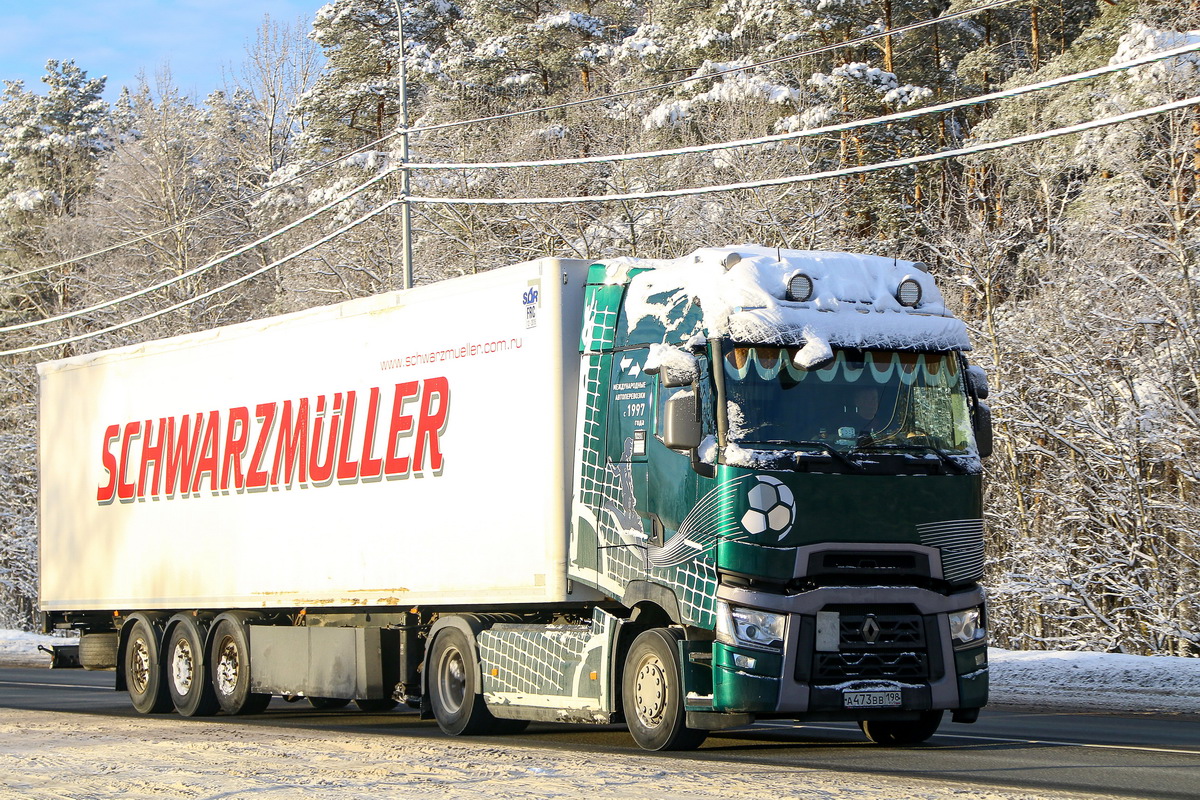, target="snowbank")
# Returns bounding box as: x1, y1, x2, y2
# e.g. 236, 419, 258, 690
988, 647, 1200, 714
0, 629, 77, 668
